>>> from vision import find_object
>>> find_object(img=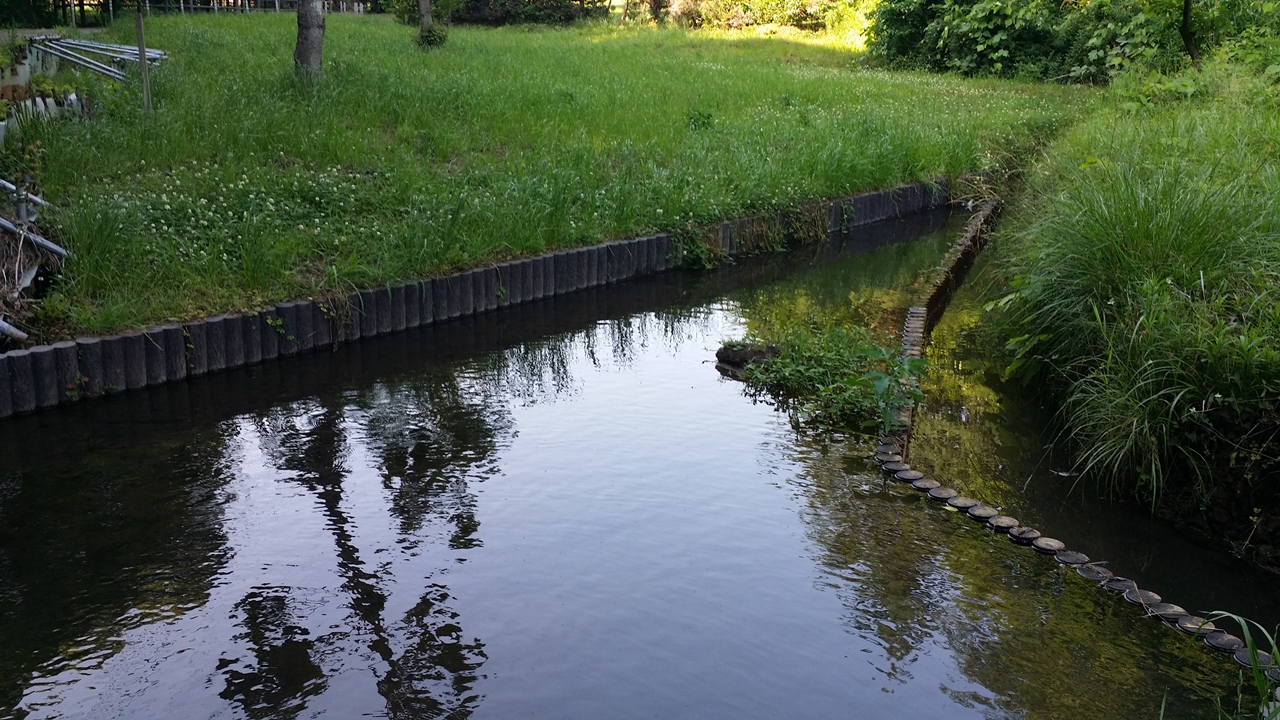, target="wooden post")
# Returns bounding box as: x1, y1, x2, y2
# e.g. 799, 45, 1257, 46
618, 0, 628, 26
135, 9, 152, 114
